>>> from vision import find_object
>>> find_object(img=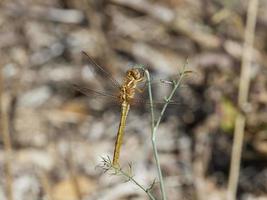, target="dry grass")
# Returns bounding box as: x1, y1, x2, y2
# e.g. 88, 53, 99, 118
227, 0, 259, 199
